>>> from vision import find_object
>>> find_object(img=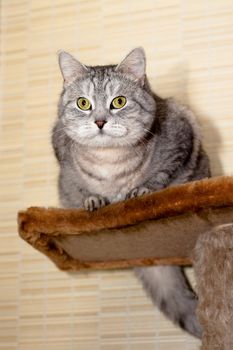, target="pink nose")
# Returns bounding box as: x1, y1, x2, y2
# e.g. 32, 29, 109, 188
95, 120, 107, 129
